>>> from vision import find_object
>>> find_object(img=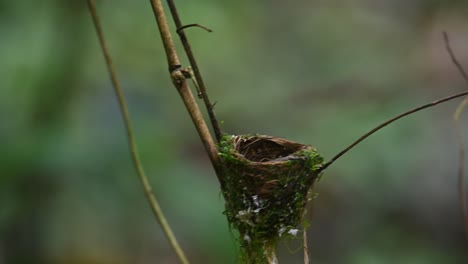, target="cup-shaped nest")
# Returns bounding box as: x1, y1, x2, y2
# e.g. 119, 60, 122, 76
218, 134, 324, 254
